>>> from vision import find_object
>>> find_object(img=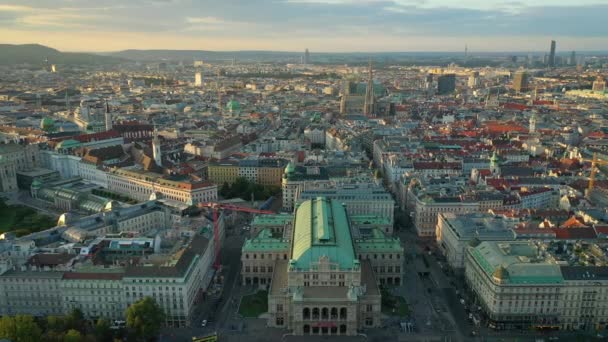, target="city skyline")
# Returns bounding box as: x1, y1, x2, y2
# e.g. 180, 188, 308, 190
0, 0, 607, 52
